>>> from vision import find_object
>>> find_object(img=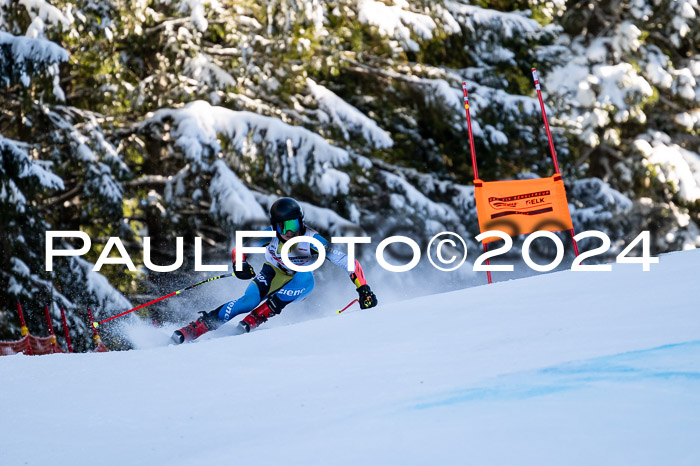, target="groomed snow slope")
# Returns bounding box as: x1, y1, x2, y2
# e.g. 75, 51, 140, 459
2, 250, 700, 466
